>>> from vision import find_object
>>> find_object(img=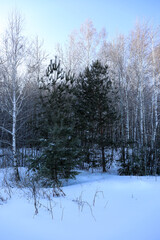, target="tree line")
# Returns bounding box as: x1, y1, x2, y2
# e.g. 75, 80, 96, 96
0, 12, 160, 183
